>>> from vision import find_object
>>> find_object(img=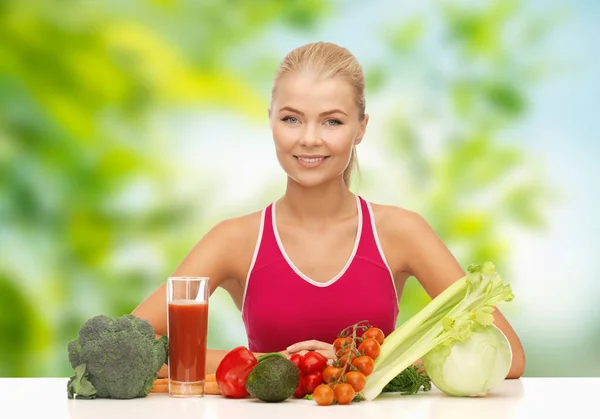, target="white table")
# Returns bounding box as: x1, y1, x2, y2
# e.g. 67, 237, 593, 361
1, 377, 598, 418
